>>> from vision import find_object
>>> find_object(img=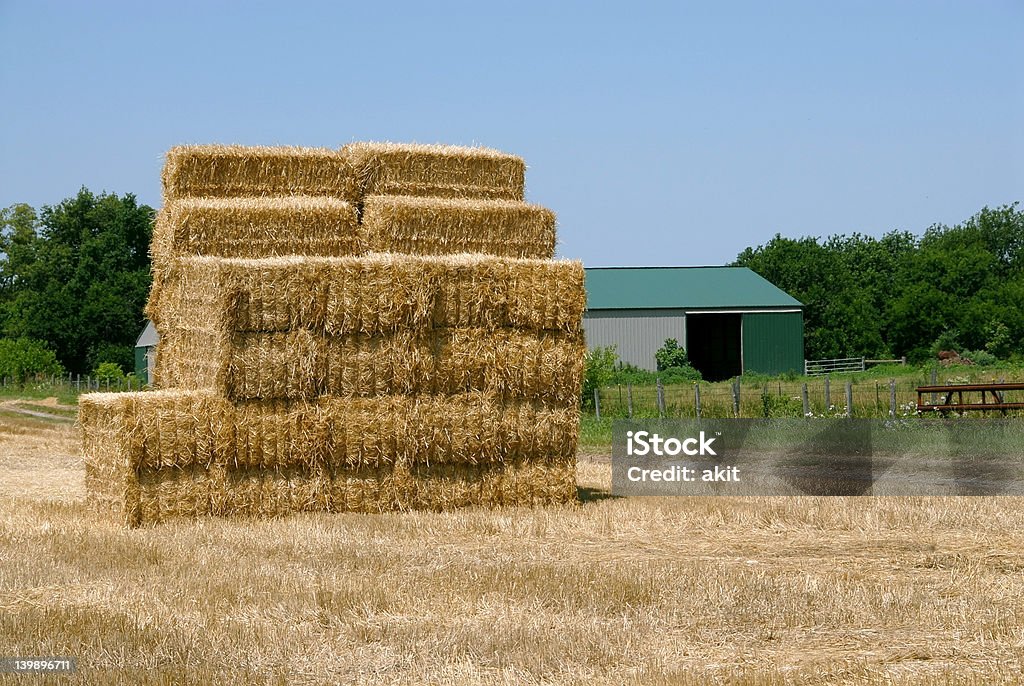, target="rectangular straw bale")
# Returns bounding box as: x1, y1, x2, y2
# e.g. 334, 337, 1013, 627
82, 390, 580, 526
152, 196, 362, 263
129, 459, 577, 525
343, 142, 525, 201
360, 195, 556, 259
147, 254, 585, 336
161, 145, 358, 203
156, 327, 586, 404
79, 390, 578, 474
